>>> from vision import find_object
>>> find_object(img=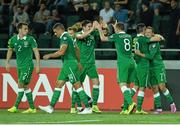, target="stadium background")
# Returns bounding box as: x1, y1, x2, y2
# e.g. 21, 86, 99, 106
0, 0, 180, 111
